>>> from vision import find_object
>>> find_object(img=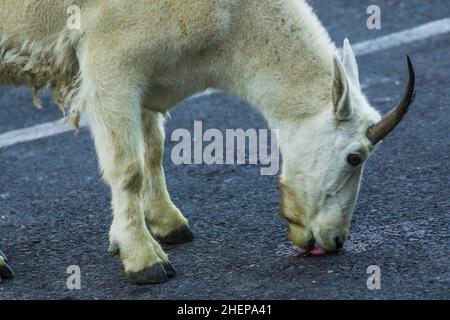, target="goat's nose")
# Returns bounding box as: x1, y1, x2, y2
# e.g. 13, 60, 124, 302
335, 236, 345, 250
